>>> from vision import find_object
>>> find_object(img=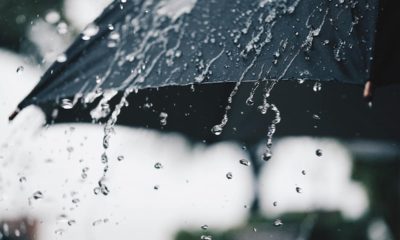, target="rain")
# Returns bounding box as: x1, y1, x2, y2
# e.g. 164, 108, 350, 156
1, 0, 400, 240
